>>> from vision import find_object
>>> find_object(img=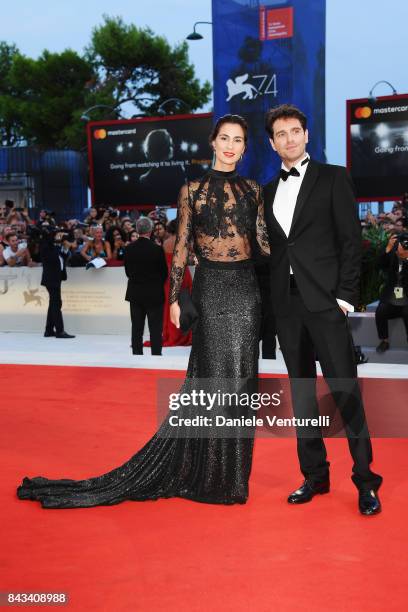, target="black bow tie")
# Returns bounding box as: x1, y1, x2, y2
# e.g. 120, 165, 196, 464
279, 157, 309, 181
280, 167, 300, 181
